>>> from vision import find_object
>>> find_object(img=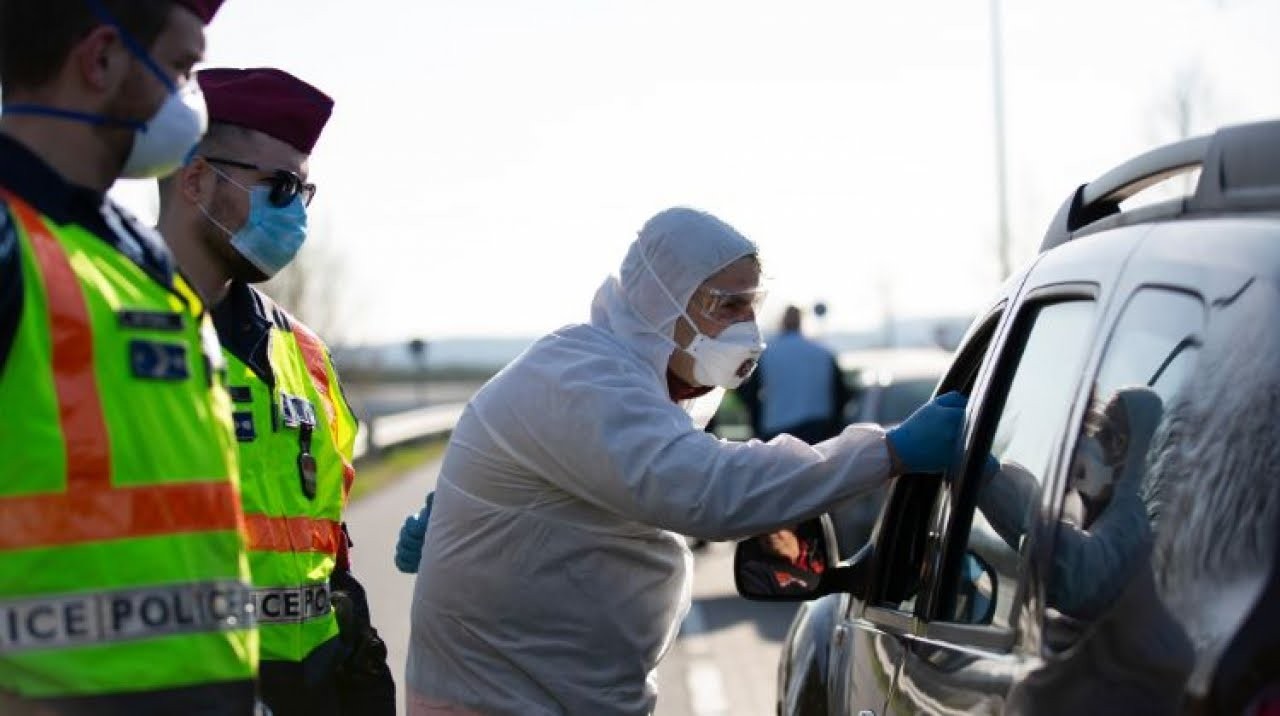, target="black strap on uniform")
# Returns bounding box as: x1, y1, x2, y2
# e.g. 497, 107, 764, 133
297, 424, 317, 500
0, 205, 20, 373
